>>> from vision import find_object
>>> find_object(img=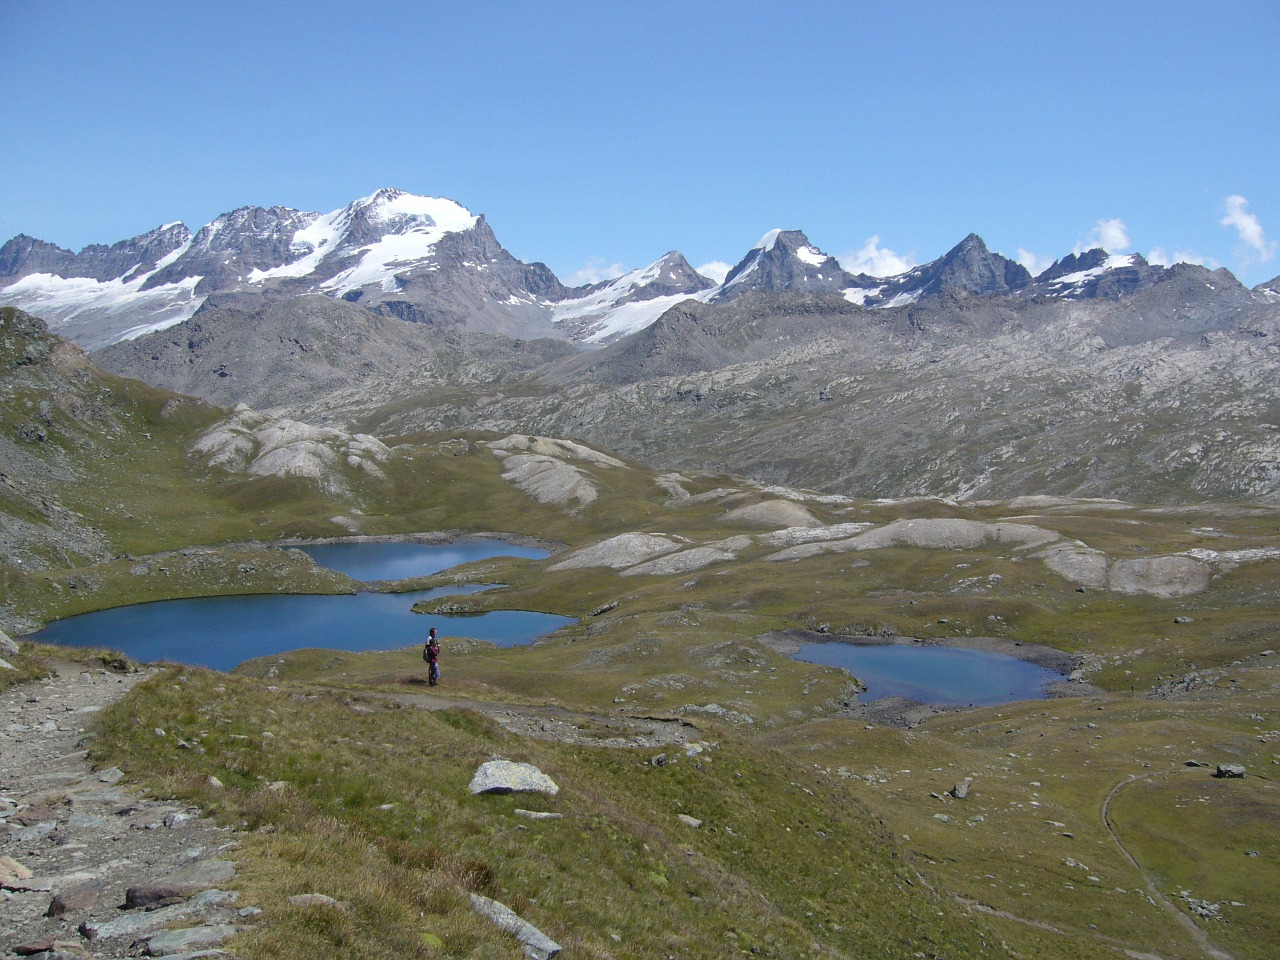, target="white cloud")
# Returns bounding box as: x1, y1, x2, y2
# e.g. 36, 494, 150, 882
1093, 218, 1130, 252
1220, 194, 1275, 263
1147, 247, 1216, 269
1015, 248, 1053, 277
567, 258, 625, 286
837, 236, 915, 277
696, 260, 733, 284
